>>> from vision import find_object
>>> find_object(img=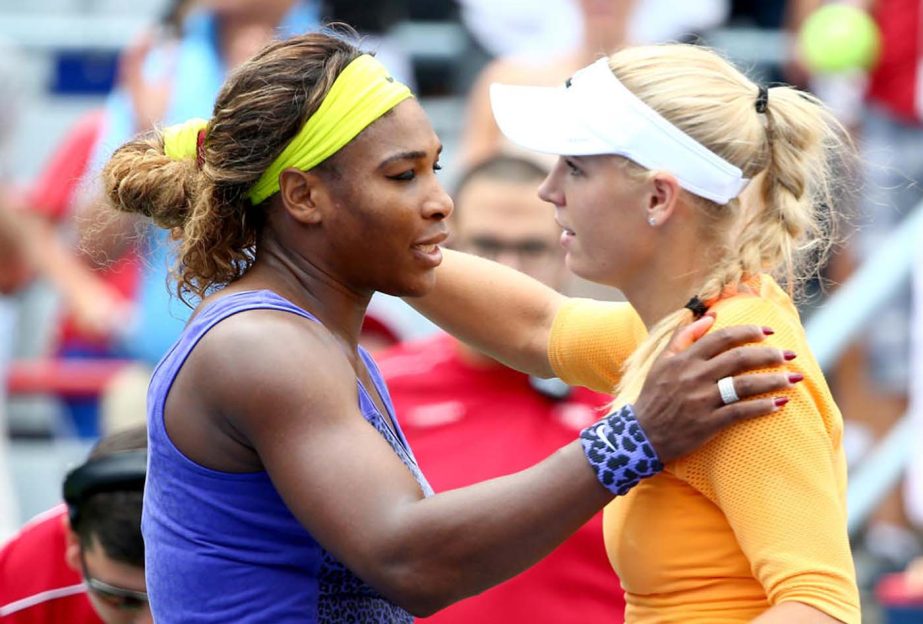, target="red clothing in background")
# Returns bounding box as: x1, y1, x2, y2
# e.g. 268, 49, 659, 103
27, 110, 140, 349
378, 334, 626, 624
868, 0, 923, 121
28, 112, 104, 223
0, 506, 101, 624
